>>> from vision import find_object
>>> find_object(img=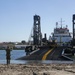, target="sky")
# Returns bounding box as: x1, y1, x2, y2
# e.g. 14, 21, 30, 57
0, 0, 75, 42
